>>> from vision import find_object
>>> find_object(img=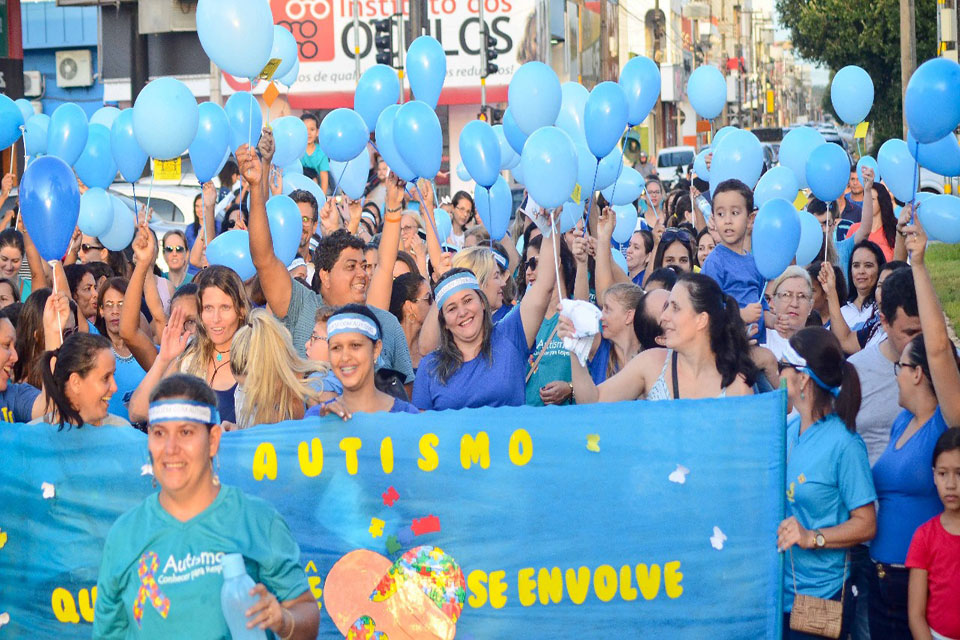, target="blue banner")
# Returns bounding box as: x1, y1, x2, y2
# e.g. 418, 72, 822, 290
0, 392, 787, 638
